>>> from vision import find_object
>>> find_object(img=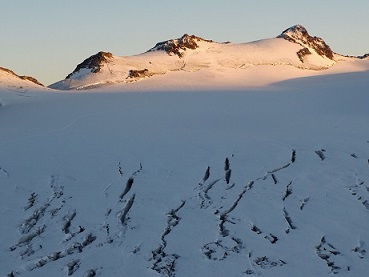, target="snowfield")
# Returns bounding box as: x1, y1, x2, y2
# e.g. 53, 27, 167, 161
1, 61, 369, 277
